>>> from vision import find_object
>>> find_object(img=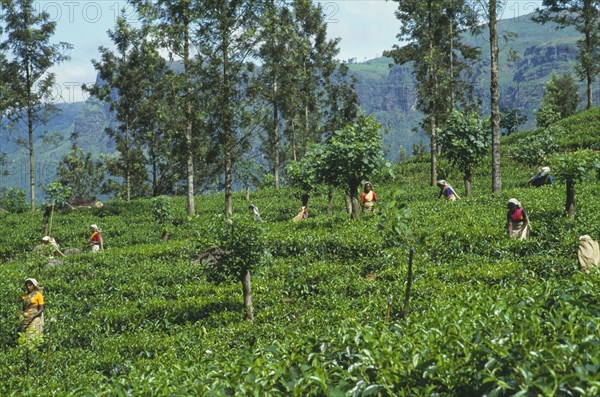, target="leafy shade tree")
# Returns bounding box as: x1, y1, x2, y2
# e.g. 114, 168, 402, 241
42, 181, 72, 209
319, 115, 388, 220
549, 149, 600, 218
438, 110, 489, 196
219, 216, 265, 321
57, 144, 105, 201
540, 72, 581, 120
256, 0, 292, 189
533, 0, 600, 109
1, 0, 71, 209
285, 145, 323, 210
535, 102, 562, 128
500, 107, 527, 135
280, 0, 341, 162
0, 187, 28, 213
